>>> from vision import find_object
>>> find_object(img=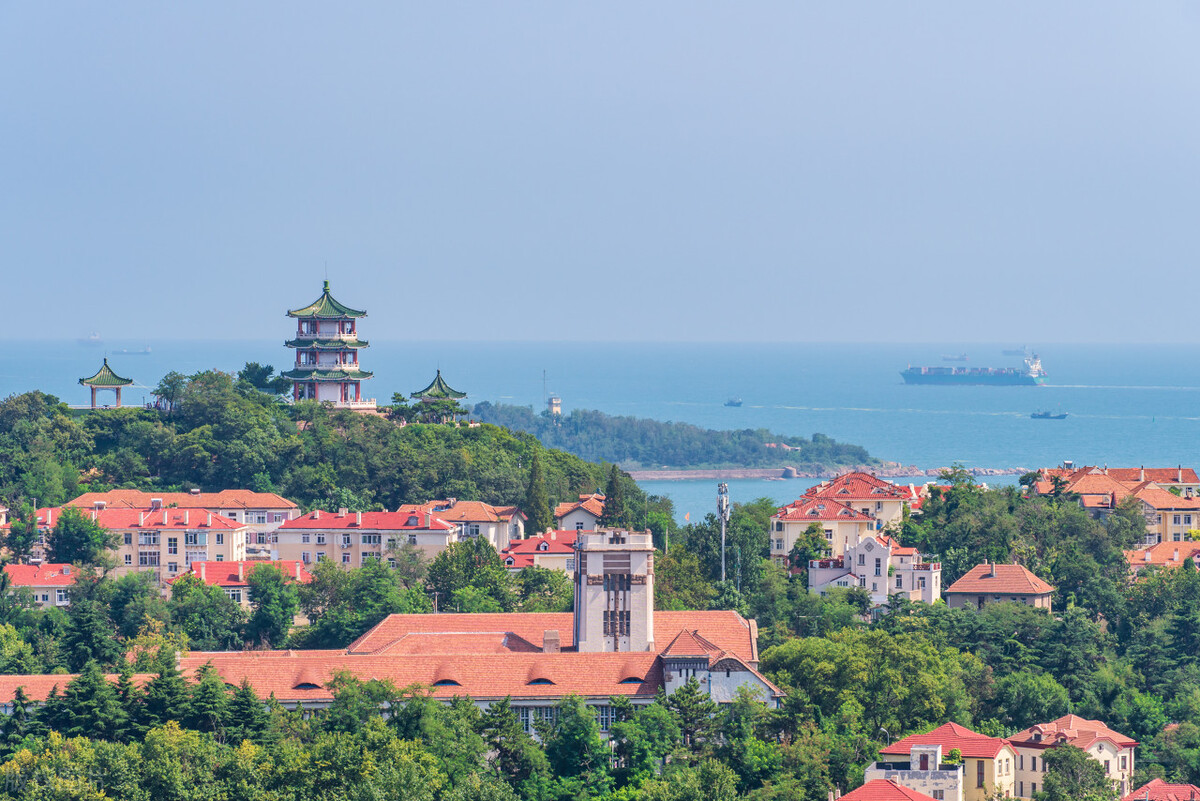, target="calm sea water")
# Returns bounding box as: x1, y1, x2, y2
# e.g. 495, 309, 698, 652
9, 340, 1194, 521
